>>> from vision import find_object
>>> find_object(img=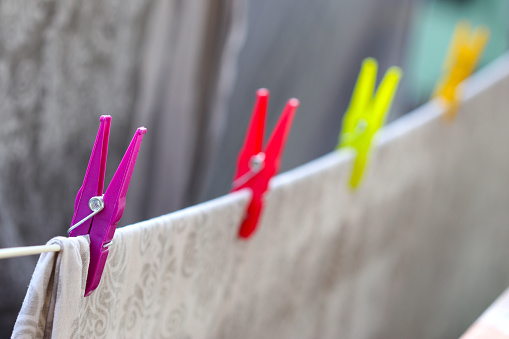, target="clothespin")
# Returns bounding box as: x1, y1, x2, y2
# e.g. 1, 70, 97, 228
231, 89, 299, 239
68, 116, 146, 296
433, 21, 489, 121
337, 58, 402, 189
